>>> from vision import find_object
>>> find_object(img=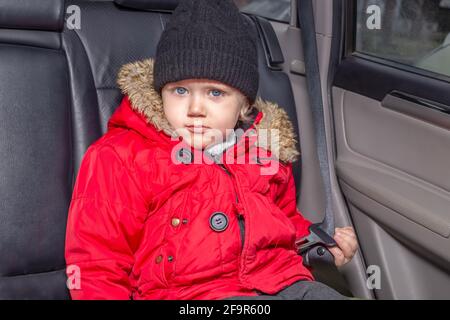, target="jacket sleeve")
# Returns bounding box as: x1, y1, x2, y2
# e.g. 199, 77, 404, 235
274, 162, 312, 241
65, 144, 148, 300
